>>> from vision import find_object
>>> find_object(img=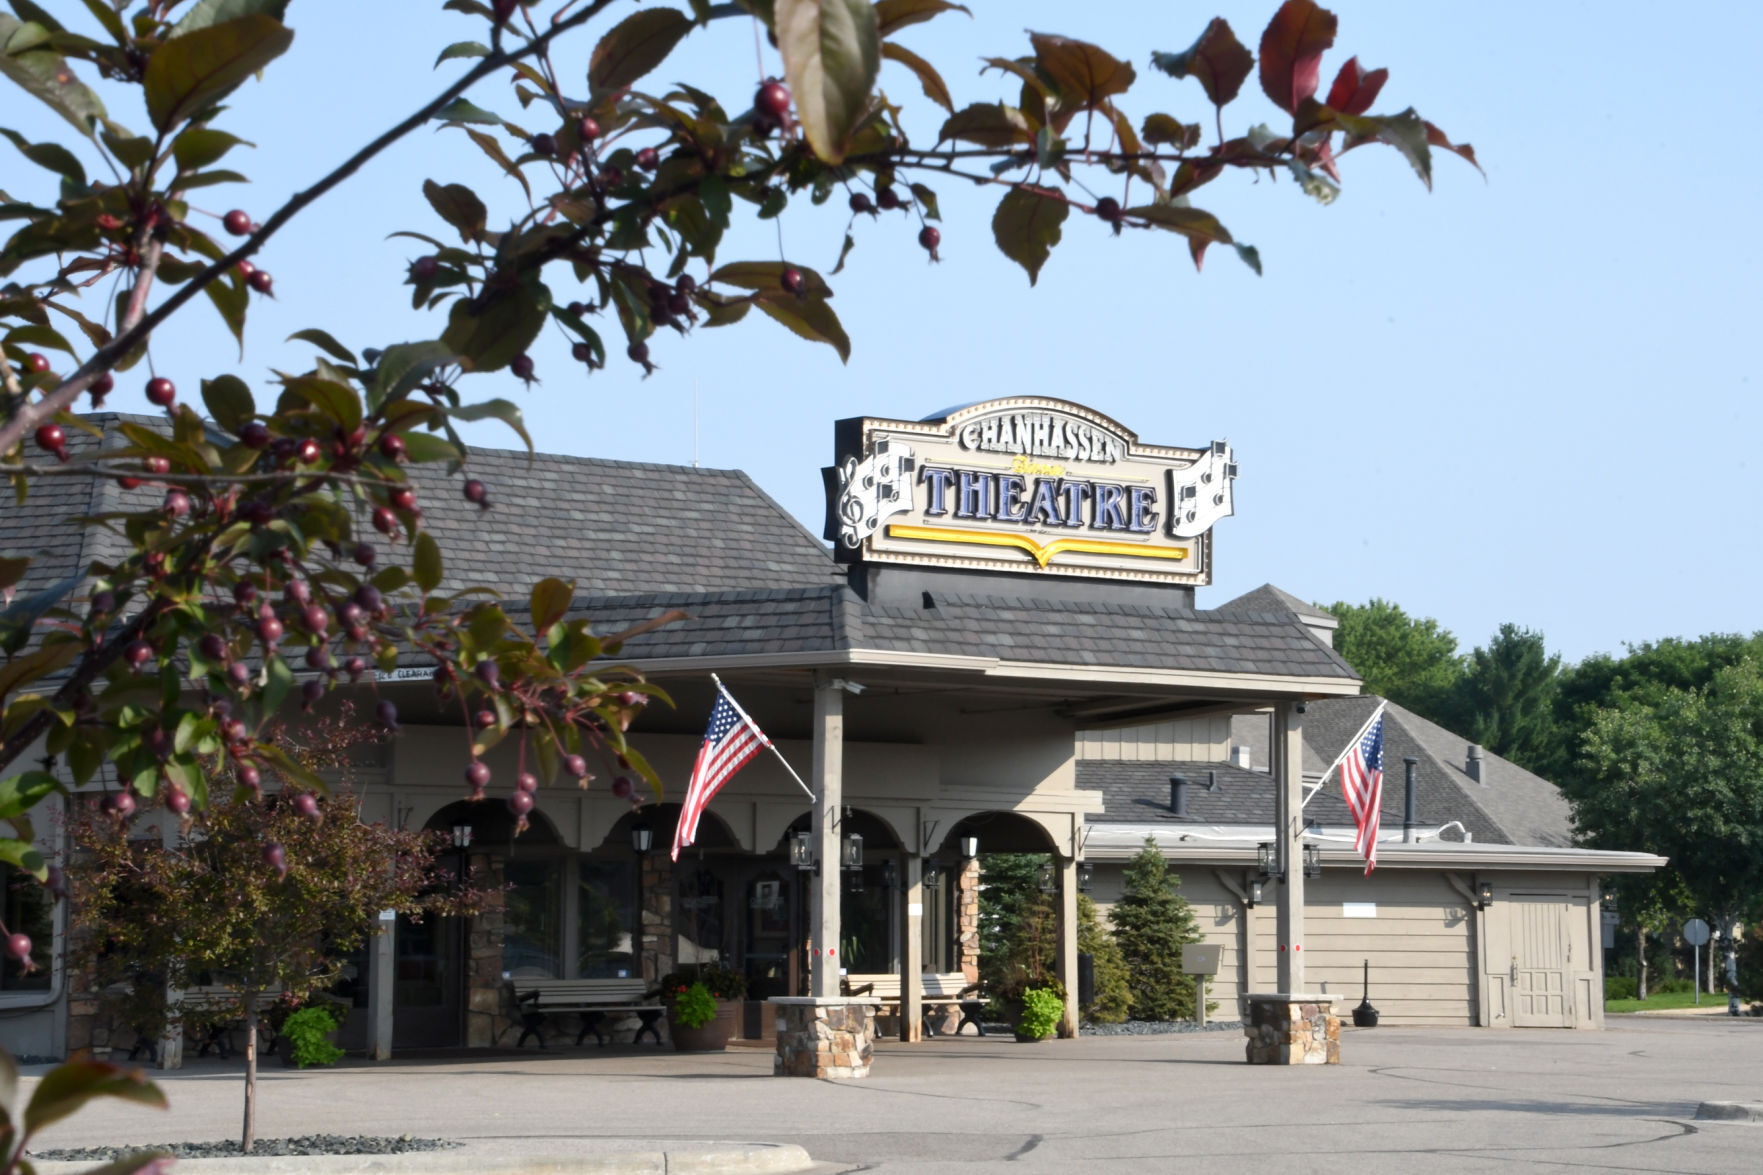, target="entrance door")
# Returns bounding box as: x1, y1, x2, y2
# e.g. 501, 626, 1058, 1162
1511, 896, 1574, 1028
392, 913, 463, 1048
